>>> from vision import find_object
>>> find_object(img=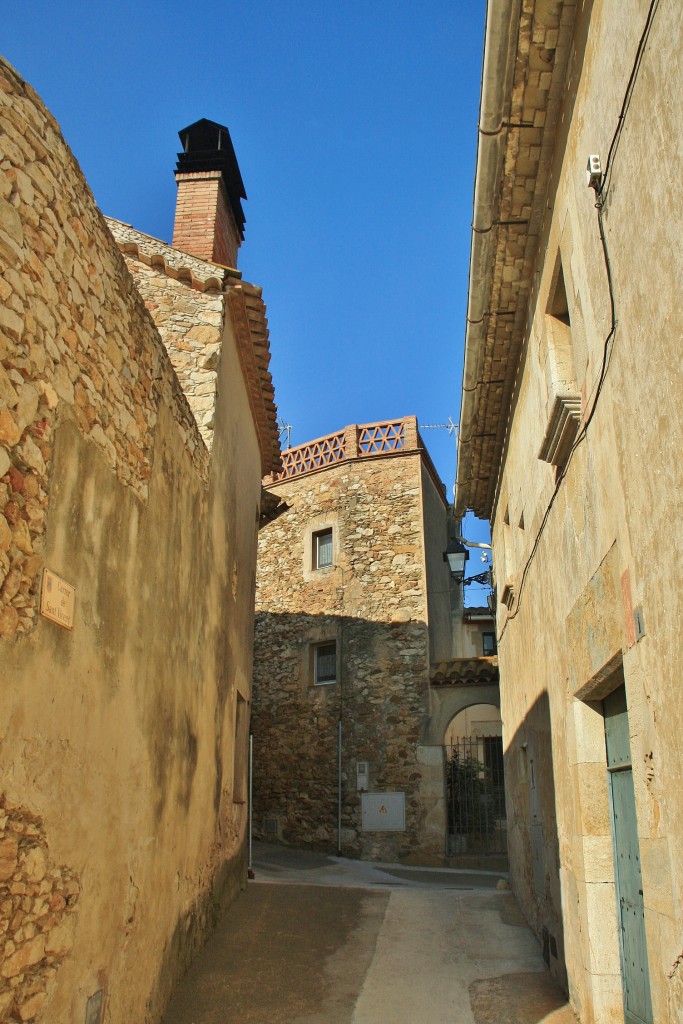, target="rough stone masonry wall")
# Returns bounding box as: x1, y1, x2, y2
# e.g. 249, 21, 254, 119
1, 58, 260, 1024
253, 451, 433, 861
0, 62, 207, 644
0, 802, 79, 1023
107, 219, 228, 451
